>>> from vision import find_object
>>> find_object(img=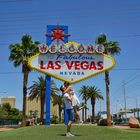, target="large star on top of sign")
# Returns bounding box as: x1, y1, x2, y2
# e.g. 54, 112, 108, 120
46, 27, 70, 44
